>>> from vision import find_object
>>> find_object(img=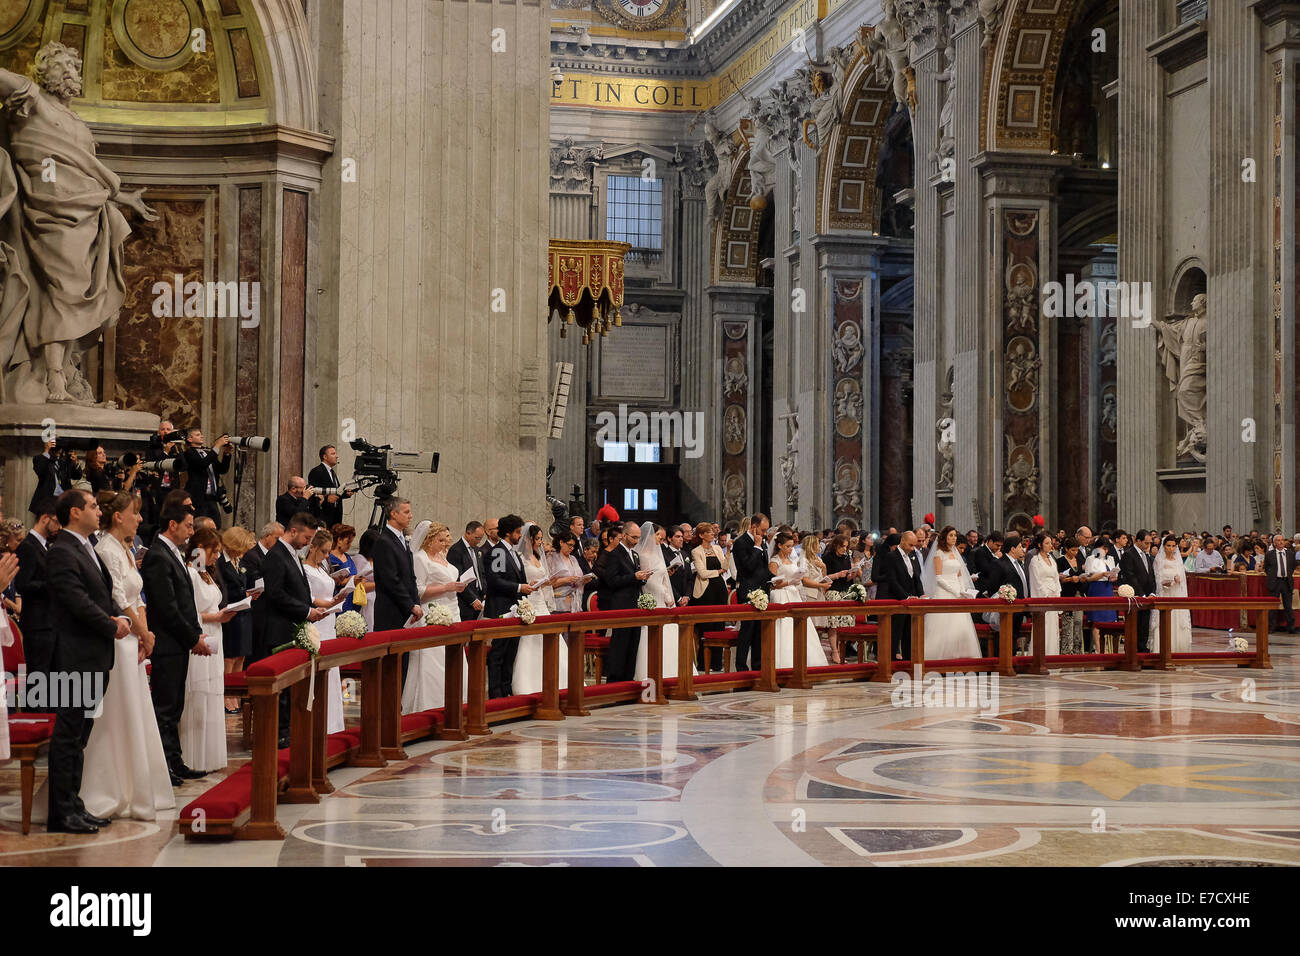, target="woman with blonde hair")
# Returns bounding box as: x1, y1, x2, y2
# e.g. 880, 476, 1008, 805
303, 527, 347, 733
403, 521, 469, 712
217, 525, 256, 713
799, 533, 835, 657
